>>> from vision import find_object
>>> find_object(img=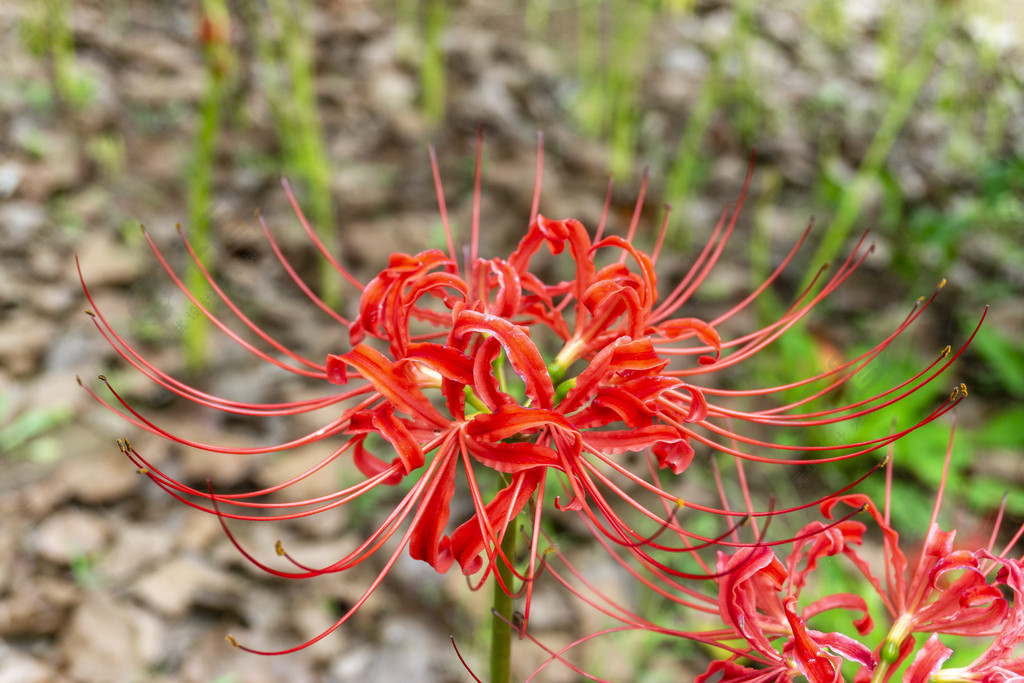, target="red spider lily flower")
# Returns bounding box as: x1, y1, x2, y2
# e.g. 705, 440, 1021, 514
850, 418, 1024, 683
691, 418, 1024, 683
693, 526, 877, 681
904, 557, 1024, 682
79, 131, 979, 655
